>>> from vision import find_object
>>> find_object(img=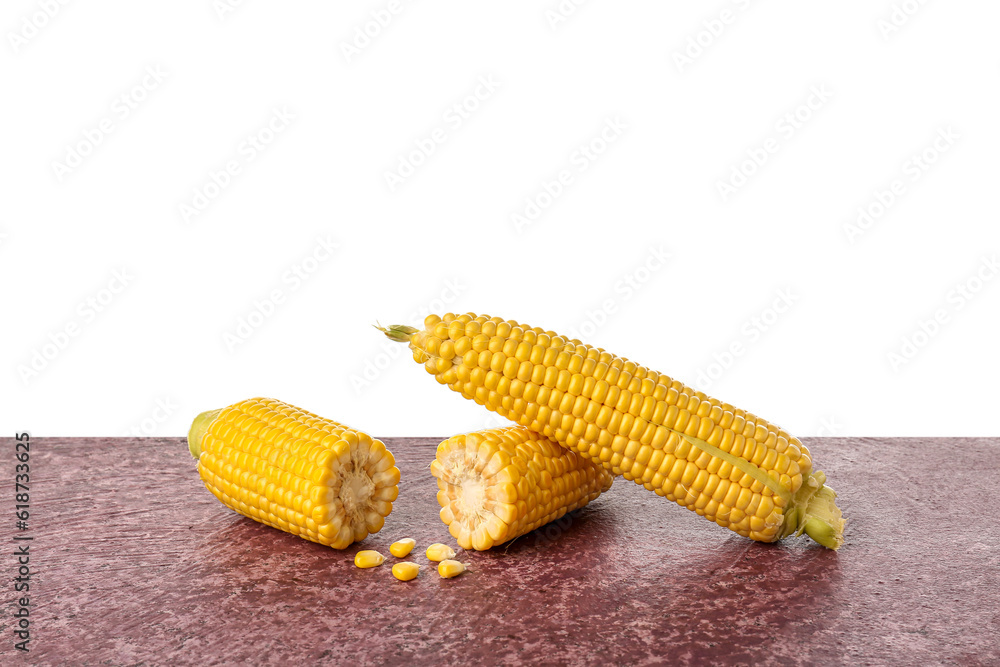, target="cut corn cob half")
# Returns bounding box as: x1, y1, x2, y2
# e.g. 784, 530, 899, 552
381, 314, 845, 549
431, 425, 613, 550
188, 397, 400, 550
